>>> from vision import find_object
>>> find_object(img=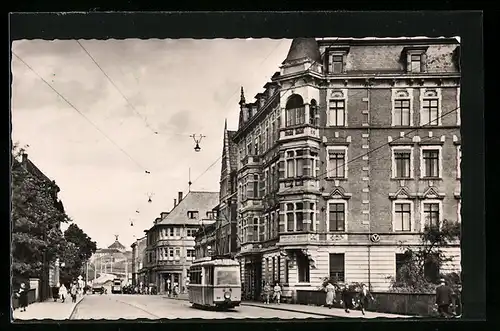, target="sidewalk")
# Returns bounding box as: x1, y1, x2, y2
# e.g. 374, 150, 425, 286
163, 294, 412, 319
12, 295, 85, 321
